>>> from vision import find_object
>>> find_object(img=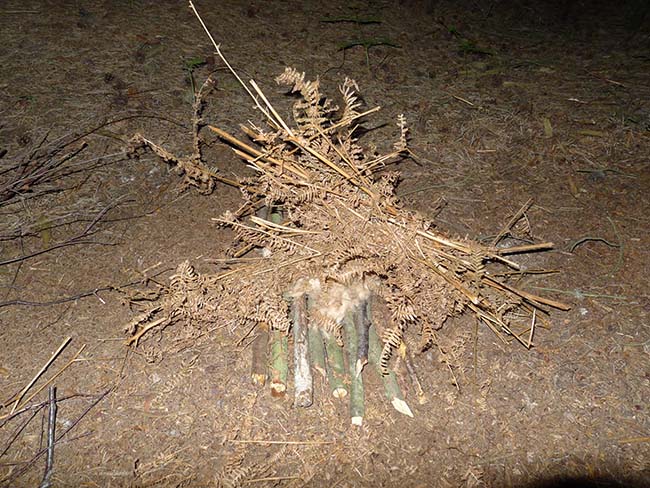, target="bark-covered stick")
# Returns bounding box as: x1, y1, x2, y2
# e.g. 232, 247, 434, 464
321, 329, 348, 399
251, 321, 269, 386
344, 308, 364, 426
269, 329, 288, 397
355, 300, 370, 377
292, 293, 313, 407
368, 324, 413, 417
